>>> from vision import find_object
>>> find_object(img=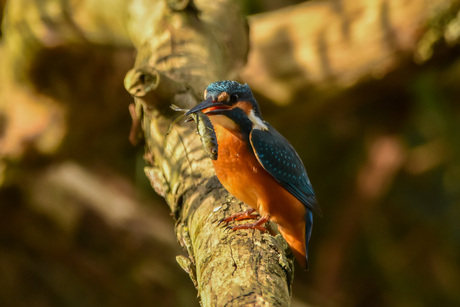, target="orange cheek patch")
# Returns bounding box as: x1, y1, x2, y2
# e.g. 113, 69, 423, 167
217, 92, 230, 102
234, 101, 253, 114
